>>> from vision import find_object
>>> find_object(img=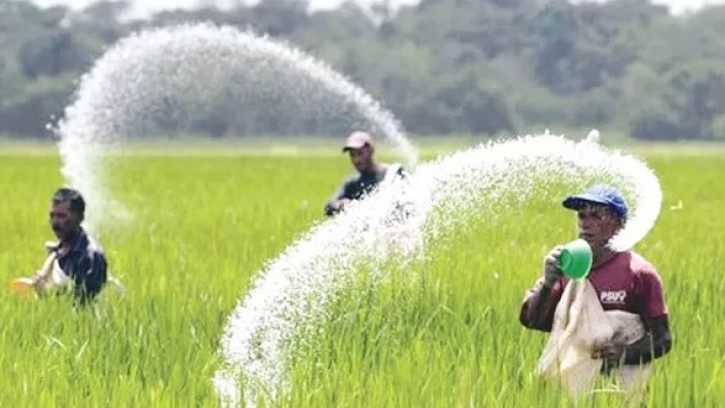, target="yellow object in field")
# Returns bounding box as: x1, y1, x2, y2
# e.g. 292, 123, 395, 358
9, 277, 35, 297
